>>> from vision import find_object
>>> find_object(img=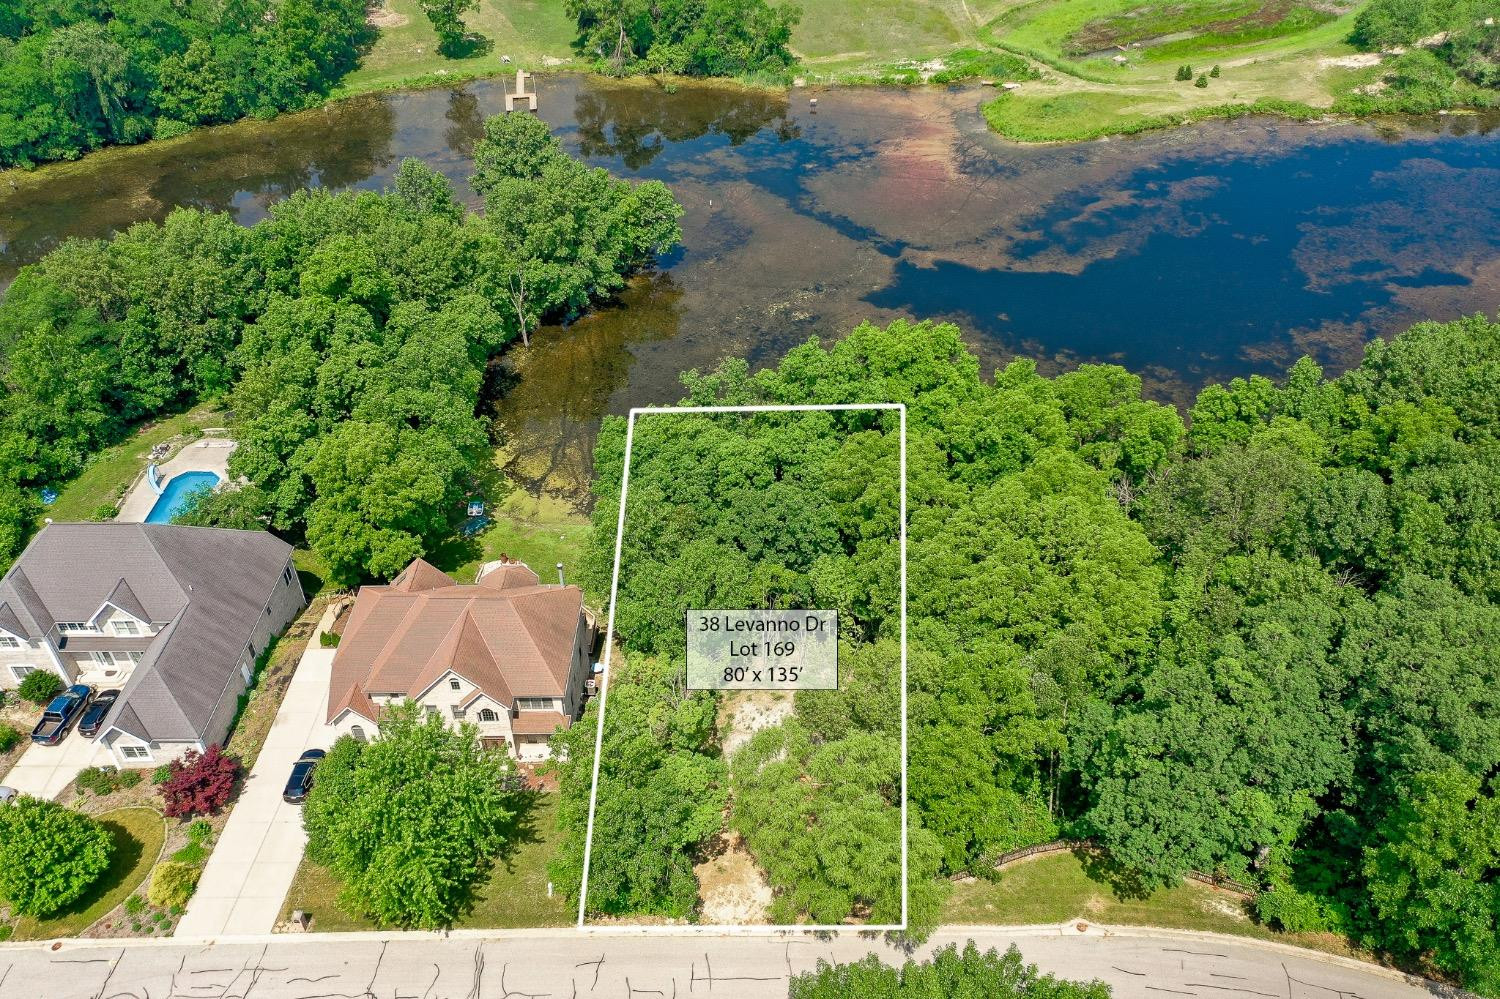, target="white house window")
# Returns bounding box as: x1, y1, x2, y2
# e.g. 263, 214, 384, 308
282, 563, 295, 585
449, 678, 461, 690
350, 725, 367, 742
91, 651, 137, 667
57, 622, 94, 635
112, 620, 139, 636
478, 708, 499, 722
516, 697, 554, 711
120, 745, 150, 761
0, 636, 20, 649
10, 665, 37, 681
